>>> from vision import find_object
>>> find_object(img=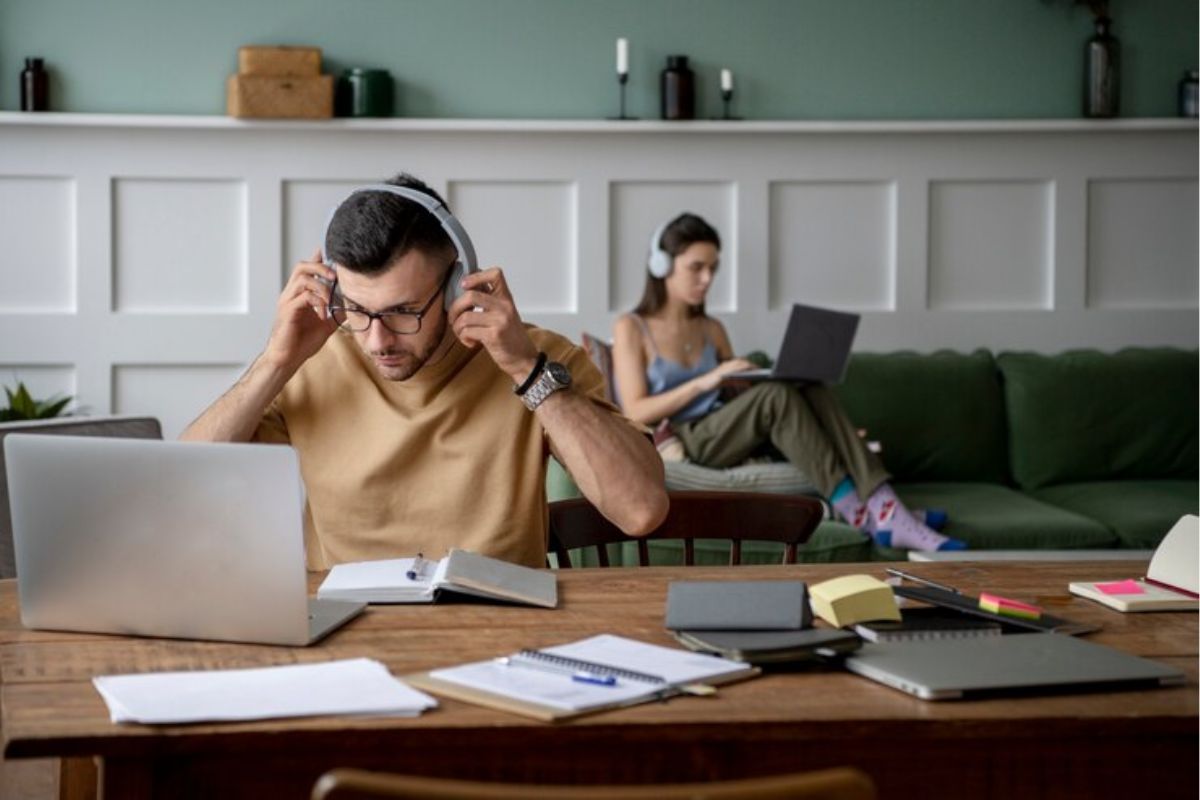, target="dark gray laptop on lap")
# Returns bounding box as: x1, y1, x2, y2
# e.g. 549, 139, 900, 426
4, 435, 364, 646
844, 632, 1184, 700
726, 302, 860, 384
